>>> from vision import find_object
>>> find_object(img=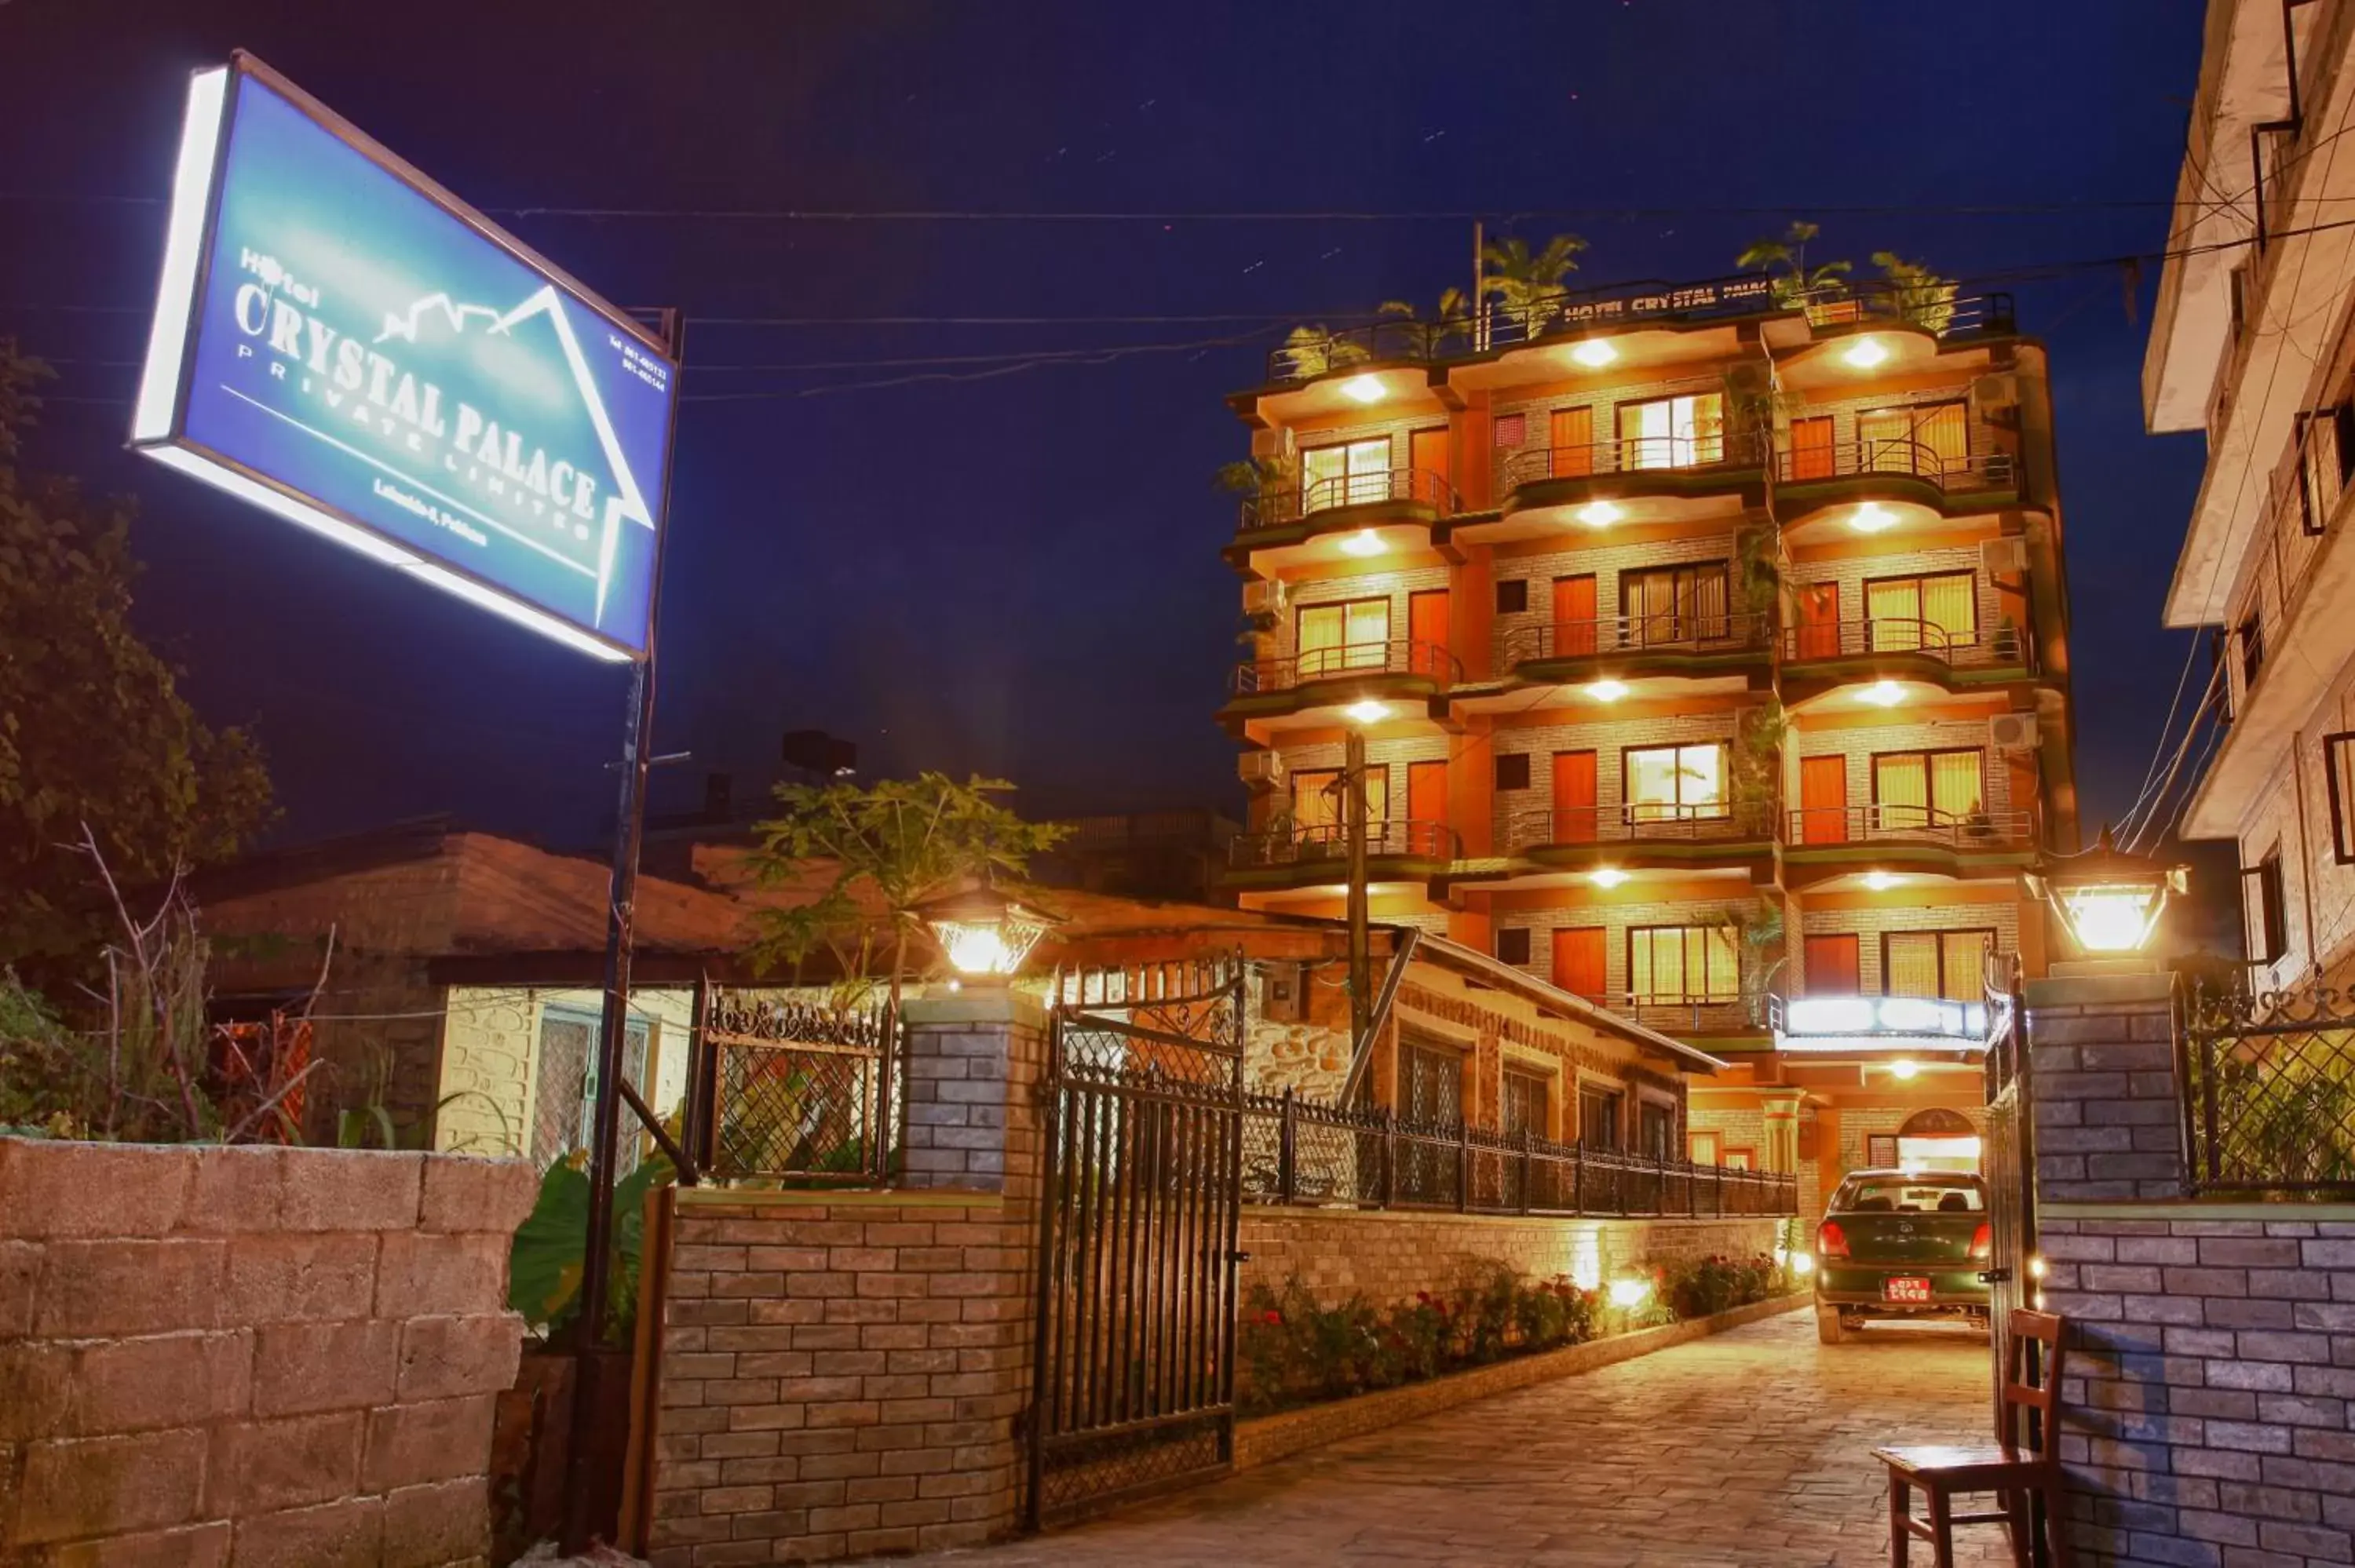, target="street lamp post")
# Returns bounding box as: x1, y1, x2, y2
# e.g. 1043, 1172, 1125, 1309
918, 884, 1061, 985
